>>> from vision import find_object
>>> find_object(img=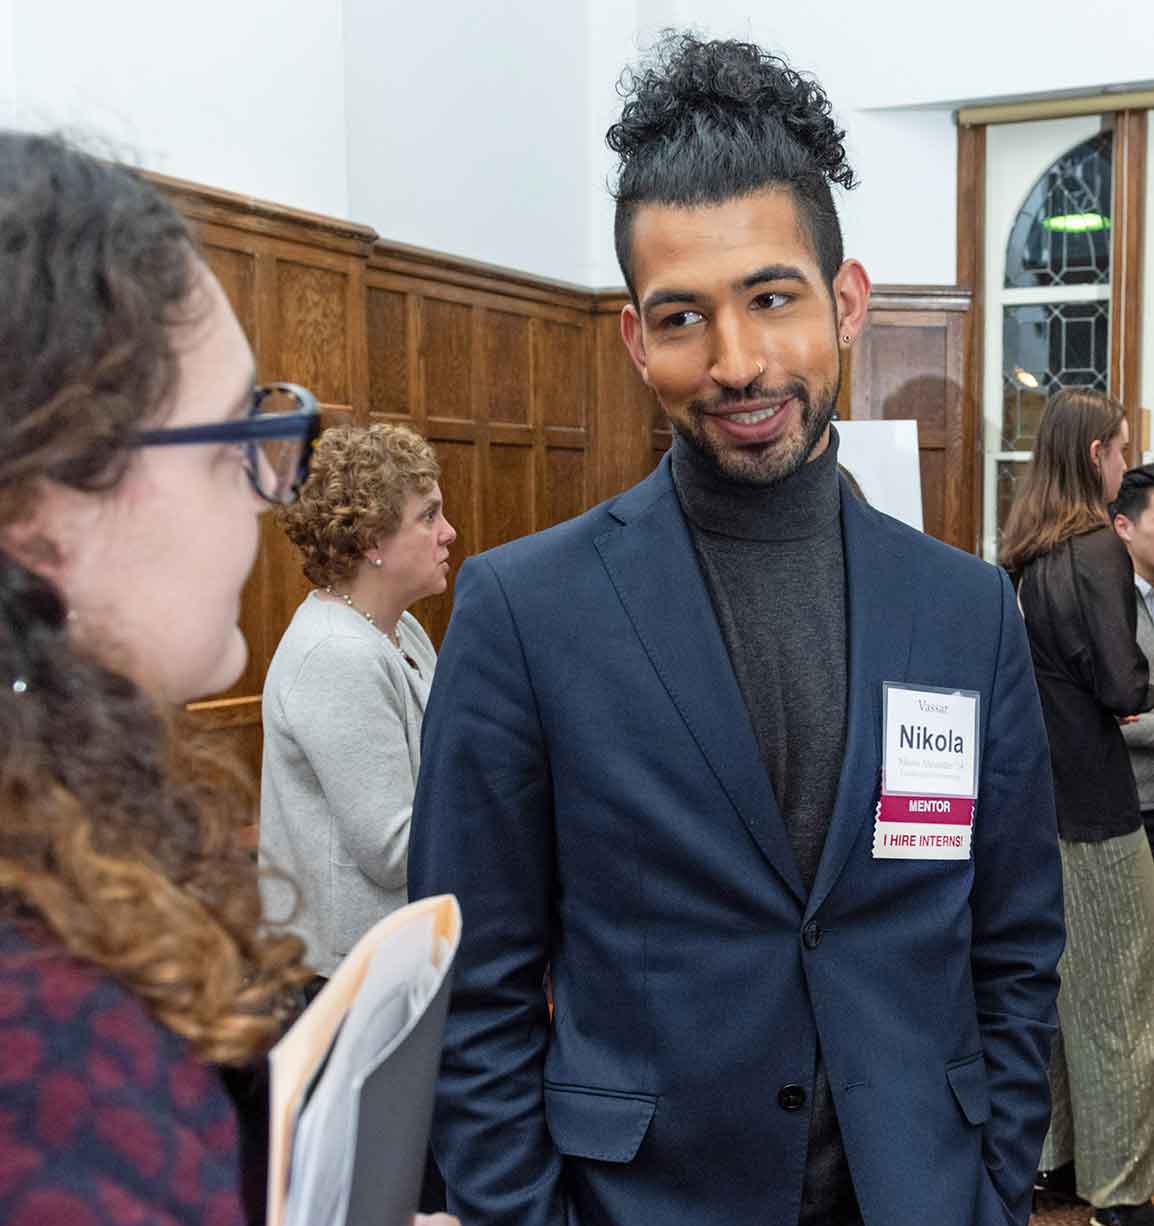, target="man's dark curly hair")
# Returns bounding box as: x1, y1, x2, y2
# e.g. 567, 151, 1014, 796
607, 33, 856, 300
